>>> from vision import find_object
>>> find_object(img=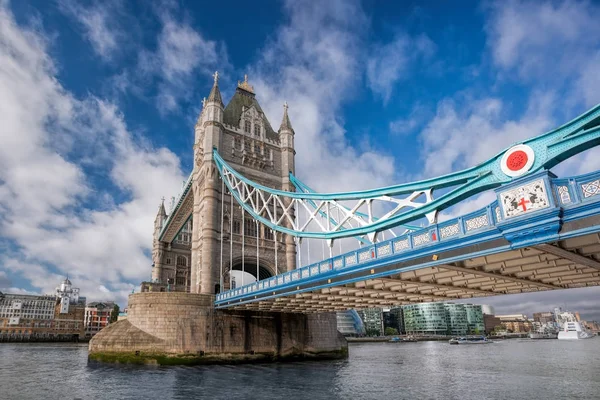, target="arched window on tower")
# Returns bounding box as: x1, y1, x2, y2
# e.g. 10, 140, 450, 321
176, 256, 187, 267
244, 120, 251, 133
254, 123, 261, 137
